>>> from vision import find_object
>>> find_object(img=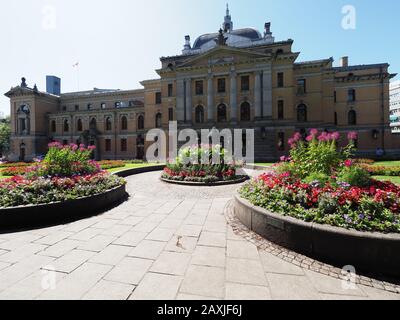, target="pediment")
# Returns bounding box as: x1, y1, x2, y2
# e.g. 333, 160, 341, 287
4, 86, 35, 98
177, 46, 271, 69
